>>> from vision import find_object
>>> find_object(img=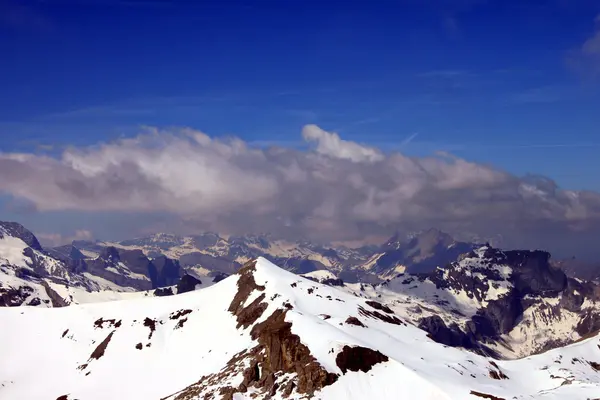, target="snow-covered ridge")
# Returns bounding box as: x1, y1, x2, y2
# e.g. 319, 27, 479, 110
1, 257, 600, 399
